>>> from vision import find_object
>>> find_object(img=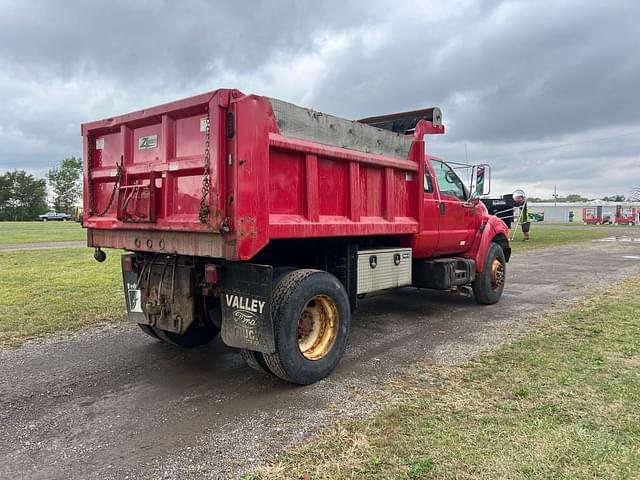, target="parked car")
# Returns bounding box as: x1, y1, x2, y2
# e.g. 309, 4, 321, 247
39, 211, 72, 221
